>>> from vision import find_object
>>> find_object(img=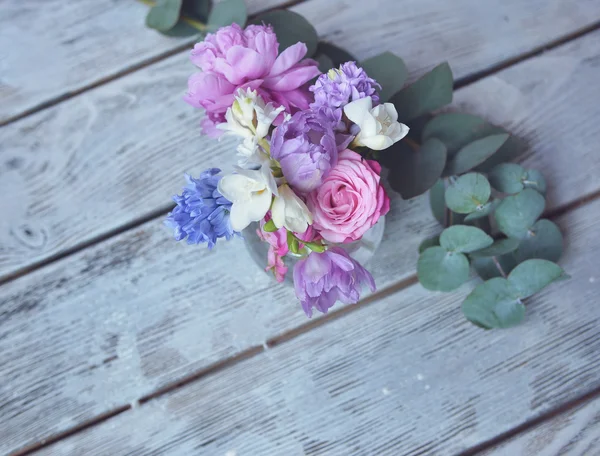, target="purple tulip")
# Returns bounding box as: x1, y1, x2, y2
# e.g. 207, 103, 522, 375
293, 247, 376, 317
